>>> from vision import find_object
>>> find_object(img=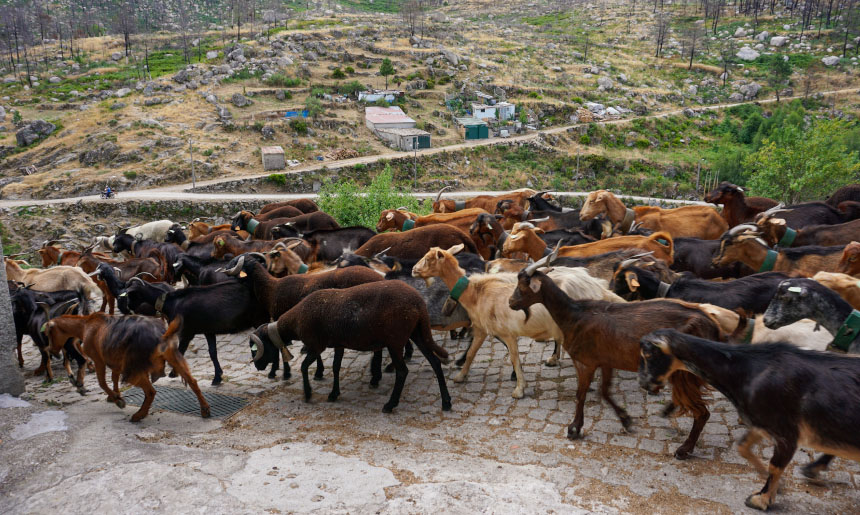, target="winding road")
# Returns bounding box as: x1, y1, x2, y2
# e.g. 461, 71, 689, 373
1, 87, 857, 209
